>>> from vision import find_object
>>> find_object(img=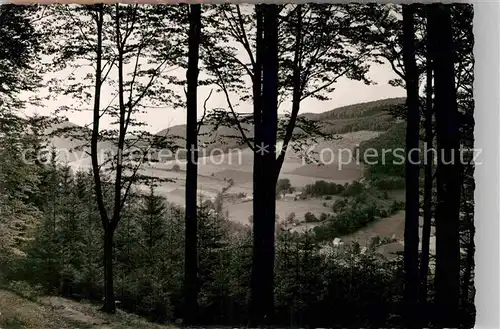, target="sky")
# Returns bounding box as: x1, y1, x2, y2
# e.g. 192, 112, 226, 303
22, 59, 405, 134
19, 7, 406, 134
